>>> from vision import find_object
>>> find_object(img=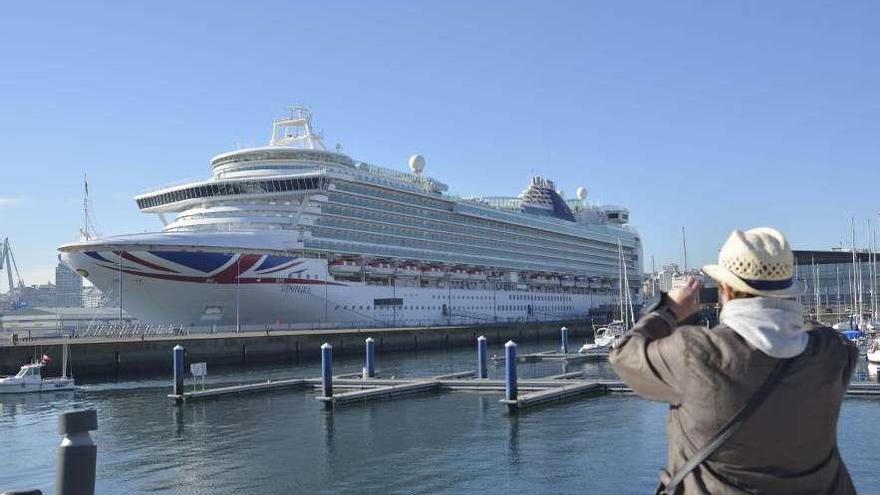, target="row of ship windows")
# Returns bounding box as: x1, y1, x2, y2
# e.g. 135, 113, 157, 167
315, 216, 624, 267
333, 305, 573, 312
335, 179, 624, 244
322, 202, 601, 254
428, 294, 572, 302
327, 188, 635, 255
213, 164, 323, 179
211, 150, 353, 168
303, 238, 625, 279
320, 203, 632, 266
137, 177, 322, 209
334, 181, 450, 211
309, 225, 627, 273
